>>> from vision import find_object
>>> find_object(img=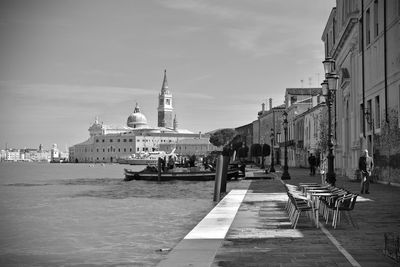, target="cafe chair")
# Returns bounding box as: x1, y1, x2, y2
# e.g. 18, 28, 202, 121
332, 193, 359, 229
